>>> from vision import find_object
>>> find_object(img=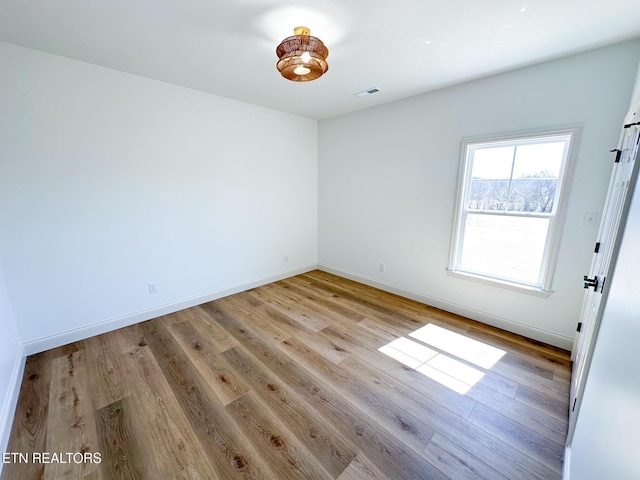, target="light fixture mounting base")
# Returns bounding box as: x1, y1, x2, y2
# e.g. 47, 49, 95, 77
293, 26, 310, 36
